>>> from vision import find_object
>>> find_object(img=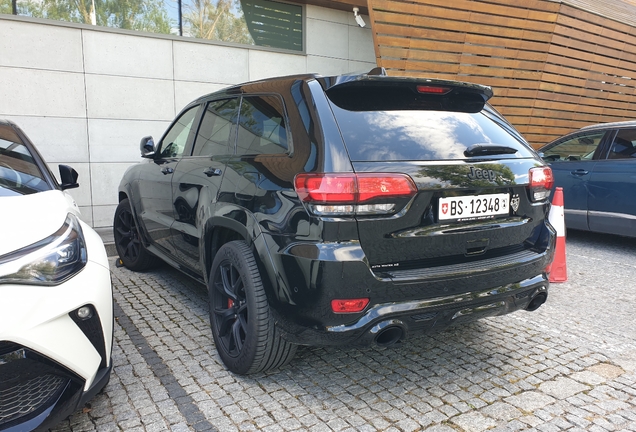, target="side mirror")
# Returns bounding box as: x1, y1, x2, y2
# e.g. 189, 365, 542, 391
59, 165, 79, 190
140, 136, 156, 158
